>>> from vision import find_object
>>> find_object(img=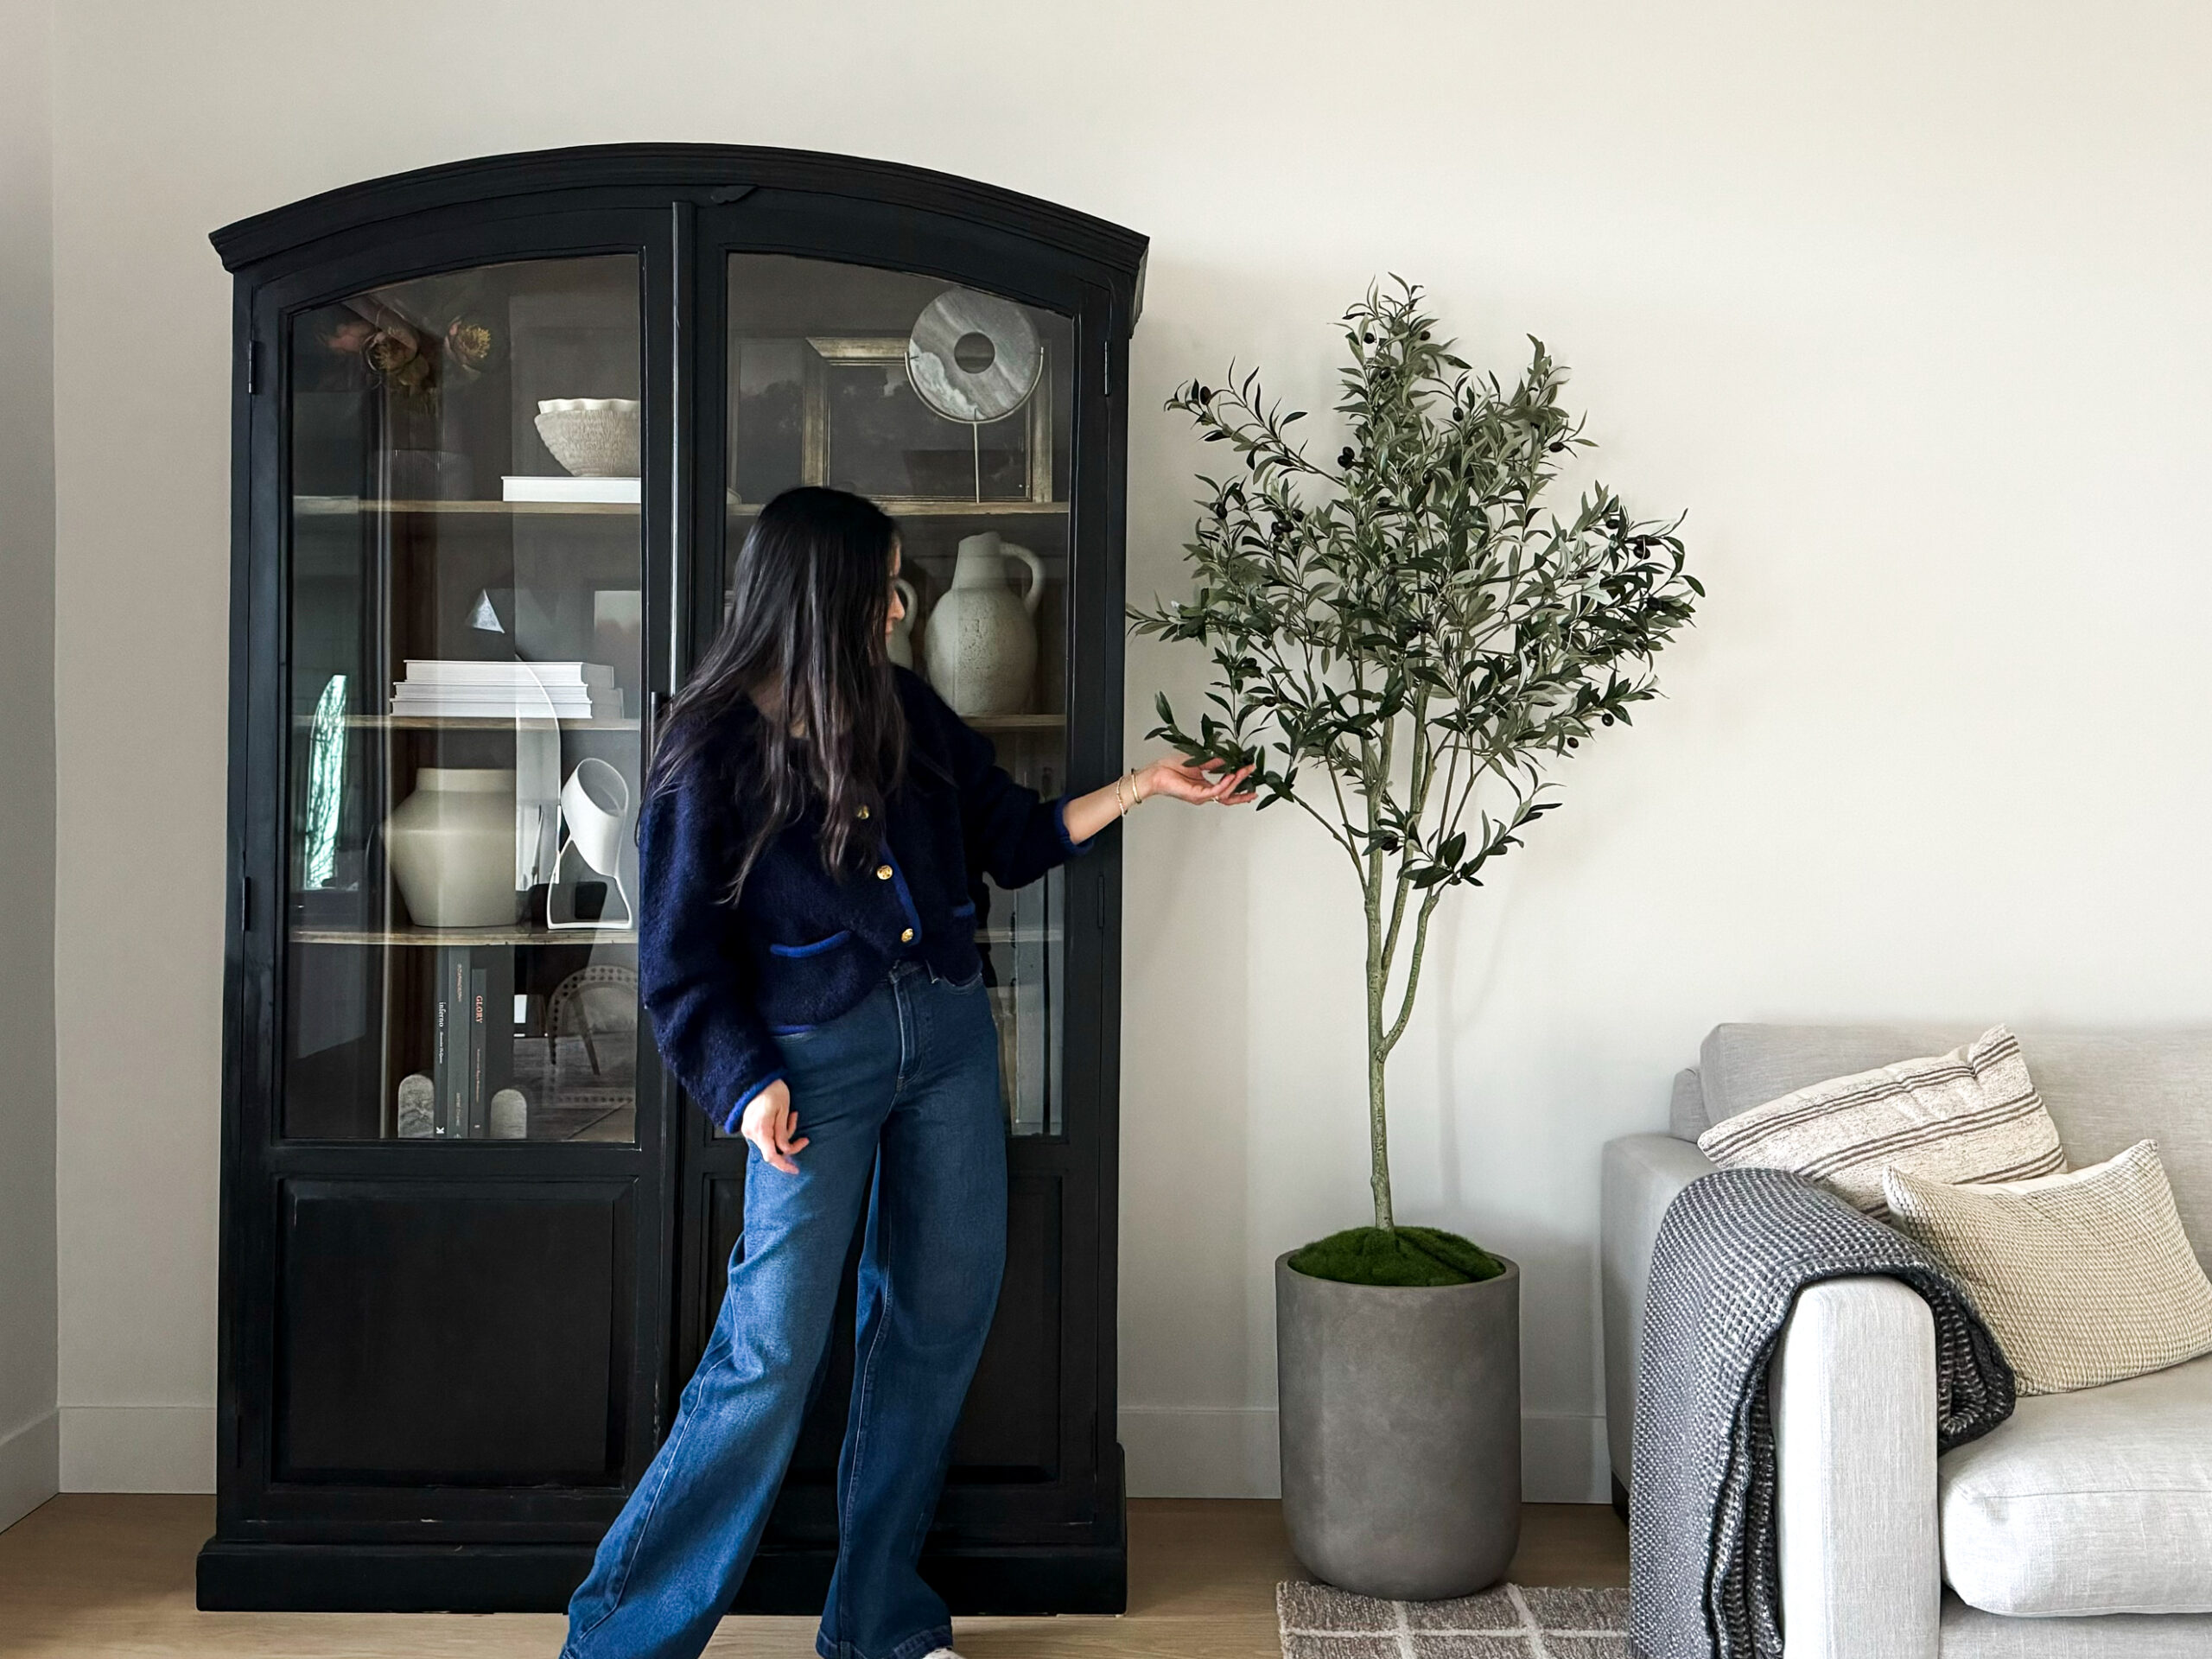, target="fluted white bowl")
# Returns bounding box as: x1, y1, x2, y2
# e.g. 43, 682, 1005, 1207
535, 397, 641, 477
